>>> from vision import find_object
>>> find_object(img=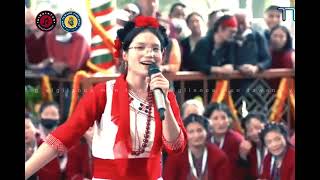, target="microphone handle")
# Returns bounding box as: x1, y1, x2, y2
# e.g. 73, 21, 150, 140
153, 88, 166, 120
